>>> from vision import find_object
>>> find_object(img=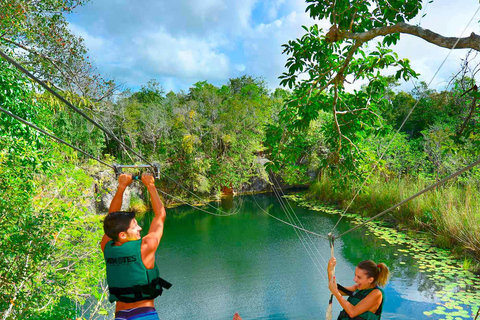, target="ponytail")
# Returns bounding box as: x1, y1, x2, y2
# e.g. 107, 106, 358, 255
376, 262, 389, 287
357, 260, 390, 287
